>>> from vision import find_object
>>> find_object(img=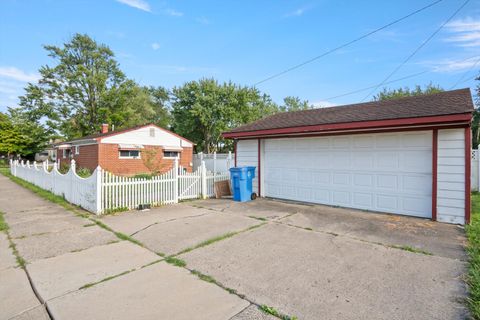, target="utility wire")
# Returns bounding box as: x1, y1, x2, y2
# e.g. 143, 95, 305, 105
449, 56, 480, 89
360, 0, 471, 102
253, 0, 444, 86
319, 55, 480, 101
